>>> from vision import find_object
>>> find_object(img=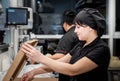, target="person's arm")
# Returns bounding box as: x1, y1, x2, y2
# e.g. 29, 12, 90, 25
37, 54, 98, 76
20, 53, 71, 81
30, 52, 74, 75
21, 43, 98, 76
47, 53, 65, 60
20, 65, 53, 81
